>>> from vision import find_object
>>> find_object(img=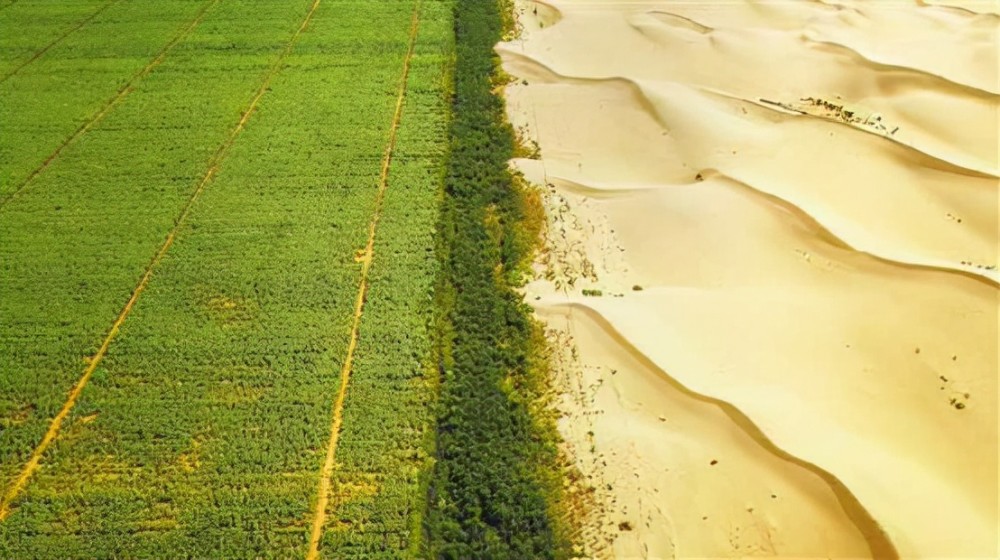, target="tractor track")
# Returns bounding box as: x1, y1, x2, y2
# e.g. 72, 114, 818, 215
0, 0, 324, 522
0, 0, 221, 210
305, 2, 423, 558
